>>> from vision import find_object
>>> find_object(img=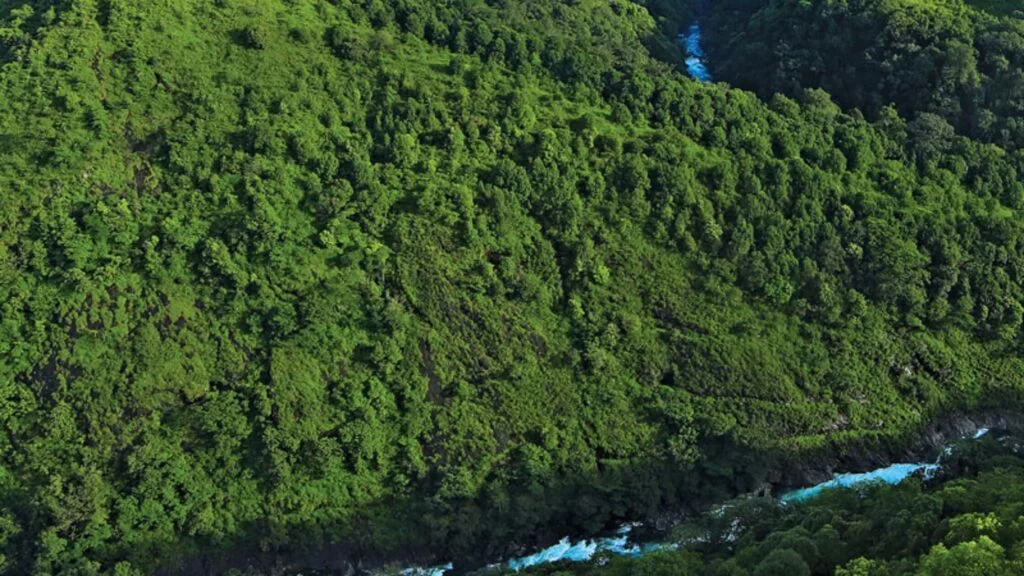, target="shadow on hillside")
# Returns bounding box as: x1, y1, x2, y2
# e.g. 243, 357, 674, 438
145, 413, 1019, 576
